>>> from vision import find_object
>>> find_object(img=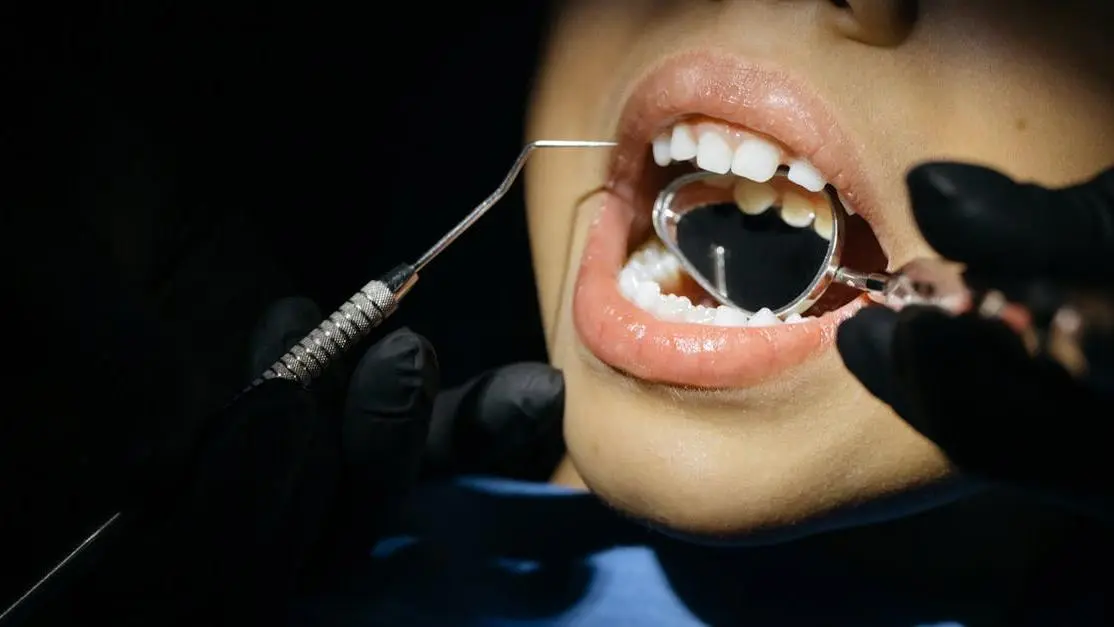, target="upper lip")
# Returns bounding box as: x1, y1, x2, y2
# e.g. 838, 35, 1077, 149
605, 50, 891, 256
